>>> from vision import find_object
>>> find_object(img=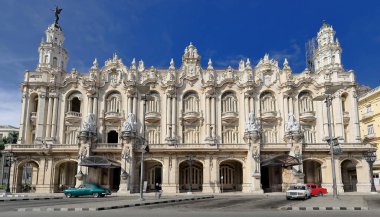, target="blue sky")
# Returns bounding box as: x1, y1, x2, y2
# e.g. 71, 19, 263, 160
1, 0, 380, 126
